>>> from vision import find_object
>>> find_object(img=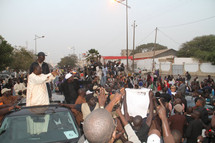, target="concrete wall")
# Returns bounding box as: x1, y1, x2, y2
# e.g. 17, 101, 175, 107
136, 59, 153, 70
161, 63, 171, 72
135, 57, 215, 76
200, 63, 215, 73
184, 64, 199, 72
174, 58, 198, 64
